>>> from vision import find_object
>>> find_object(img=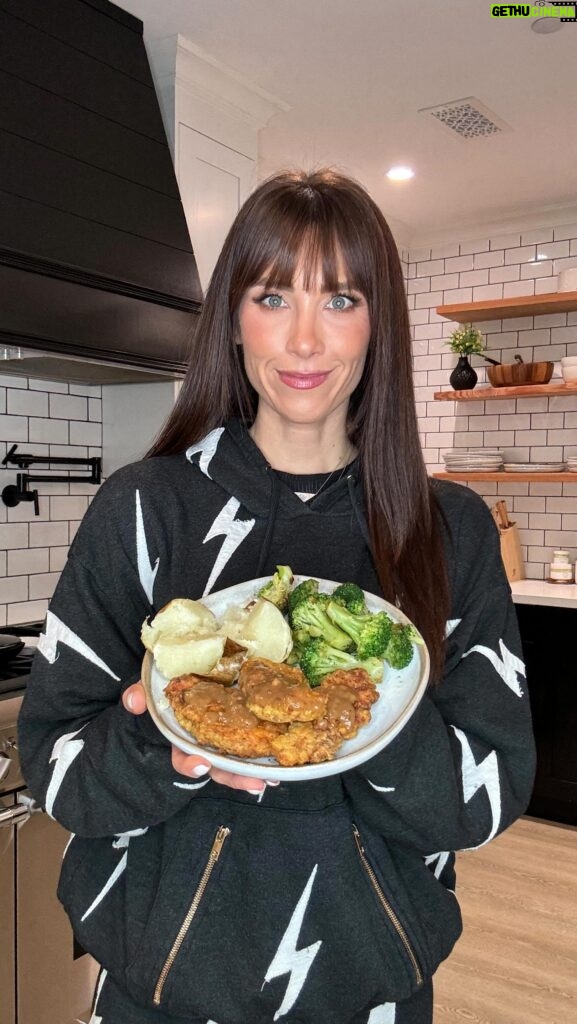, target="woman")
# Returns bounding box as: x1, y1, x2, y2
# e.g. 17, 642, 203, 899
18, 169, 535, 1024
